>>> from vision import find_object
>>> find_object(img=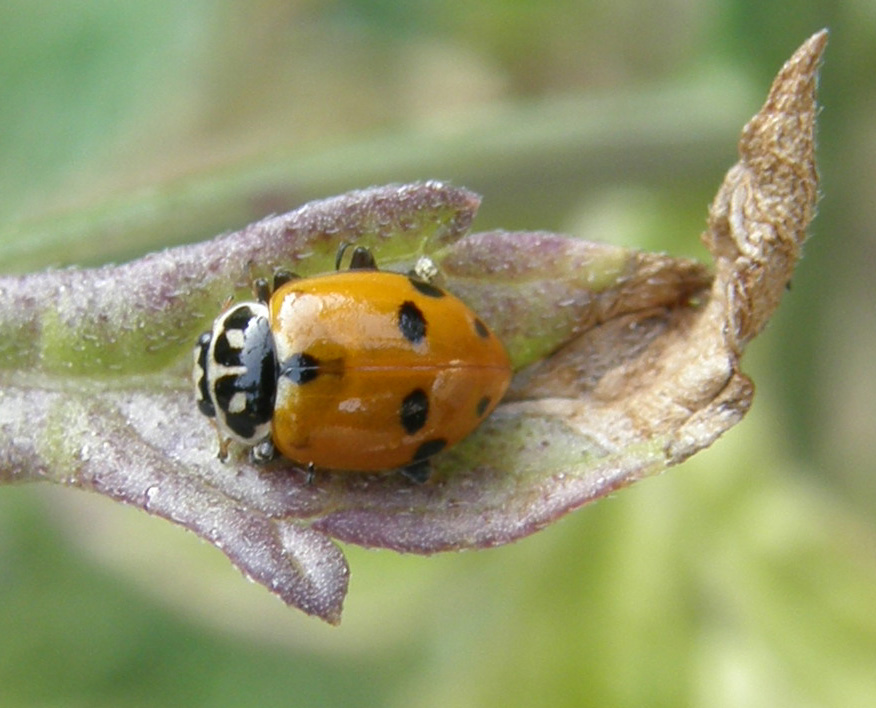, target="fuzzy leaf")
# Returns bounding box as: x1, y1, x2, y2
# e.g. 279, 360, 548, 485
0, 32, 825, 622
